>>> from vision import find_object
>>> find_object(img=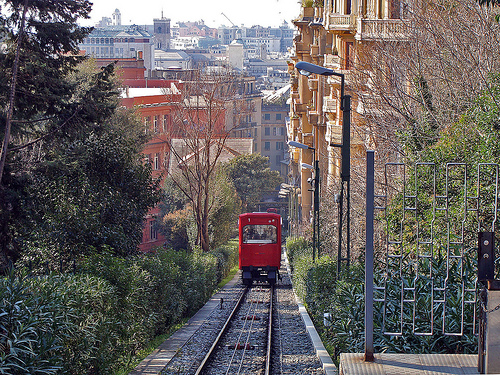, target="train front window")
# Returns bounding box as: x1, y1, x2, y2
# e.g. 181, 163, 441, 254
242, 225, 277, 244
